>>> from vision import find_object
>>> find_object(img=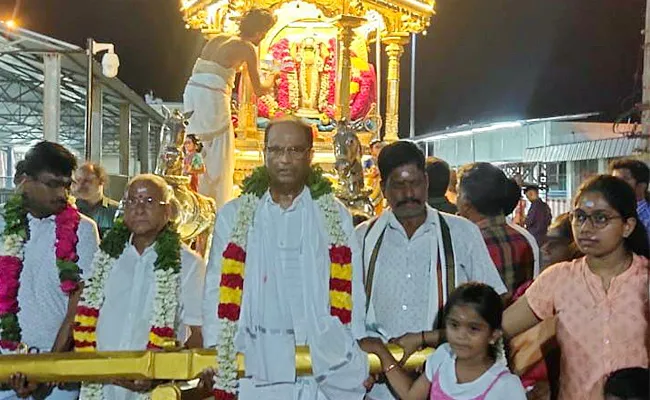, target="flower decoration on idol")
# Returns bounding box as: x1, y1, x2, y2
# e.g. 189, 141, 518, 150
0, 194, 81, 352
350, 67, 376, 121
212, 166, 353, 400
